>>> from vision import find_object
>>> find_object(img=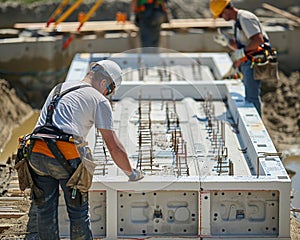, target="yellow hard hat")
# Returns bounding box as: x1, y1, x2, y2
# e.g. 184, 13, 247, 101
209, 0, 231, 19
